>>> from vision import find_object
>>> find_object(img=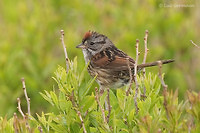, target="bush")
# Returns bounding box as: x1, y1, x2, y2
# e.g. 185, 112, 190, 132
1, 57, 200, 132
